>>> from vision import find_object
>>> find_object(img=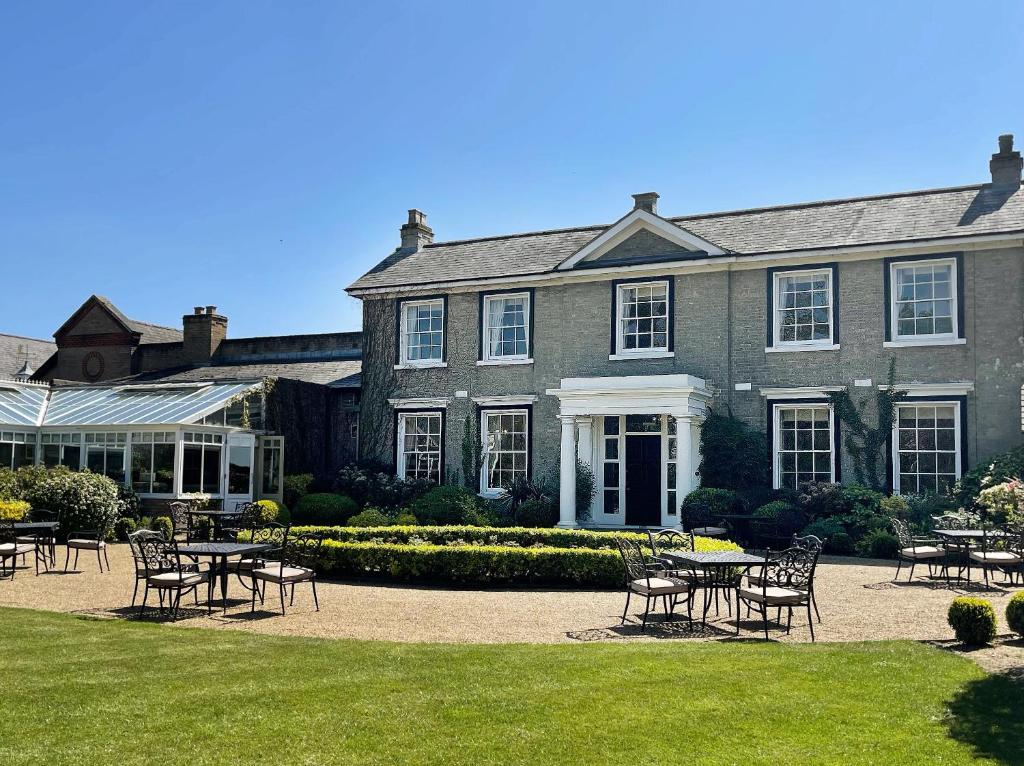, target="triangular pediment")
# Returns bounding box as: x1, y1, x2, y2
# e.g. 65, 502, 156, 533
53, 295, 137, 341
557, 209, 725, 271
